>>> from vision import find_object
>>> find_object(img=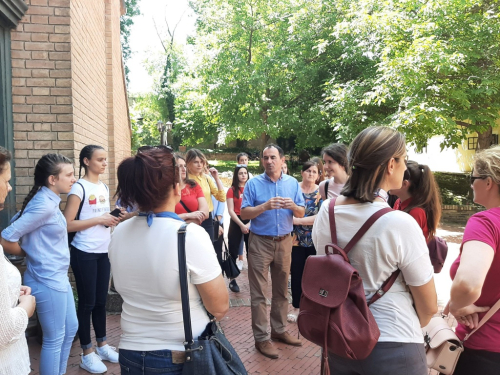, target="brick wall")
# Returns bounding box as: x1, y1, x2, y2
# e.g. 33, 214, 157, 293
11, 0, 74, 206
11, 0, 131, 209
70, 0, 109, 182
105, 0, 131, 196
